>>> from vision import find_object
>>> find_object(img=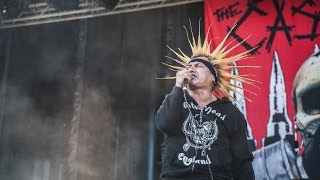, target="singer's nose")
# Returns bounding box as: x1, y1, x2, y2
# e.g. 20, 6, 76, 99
187, 67, 194, 74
